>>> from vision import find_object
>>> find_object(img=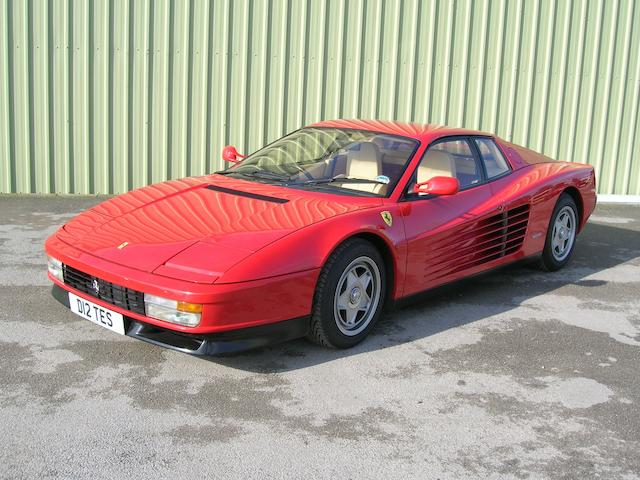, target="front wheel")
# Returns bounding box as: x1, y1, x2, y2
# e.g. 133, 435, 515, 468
540, 193, 579, 271
307, 239, 386, 348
